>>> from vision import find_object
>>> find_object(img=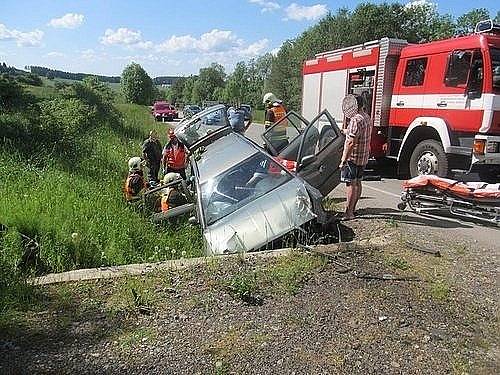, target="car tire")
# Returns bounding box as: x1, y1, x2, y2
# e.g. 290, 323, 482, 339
409, 139, 449, 178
